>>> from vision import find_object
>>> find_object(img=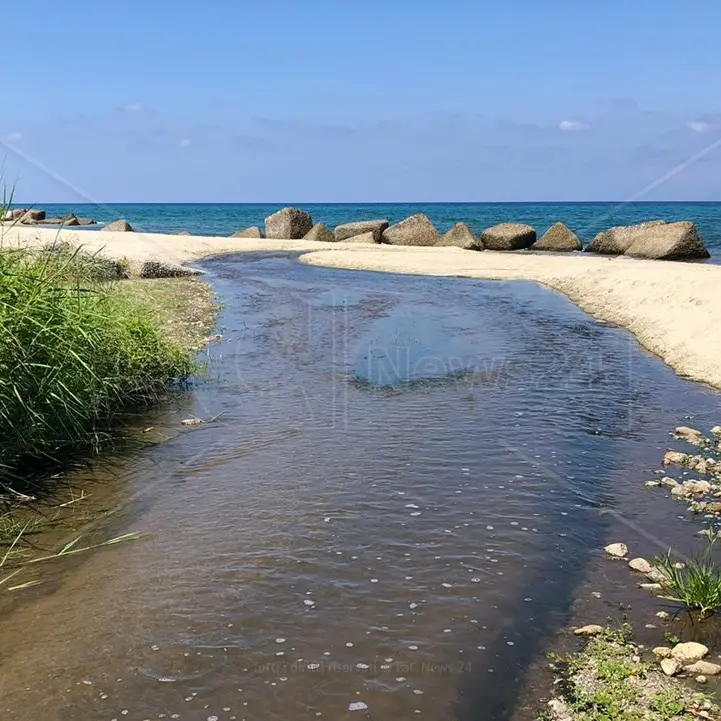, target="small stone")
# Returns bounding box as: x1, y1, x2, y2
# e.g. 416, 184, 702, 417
664, 451, 689, 466
646, 567, 671, 584
685, 660, 721, 676
604, 543, 628, 558
639, 583, 663, 592
696, 675, 708, 684
656, 611, 670, 620
706, 502, 721, 513
671, 642, 709, 665
645, 480, 661, 487
653, 647, 672, 659
661, 658, 681, 676
661, 477, 679, 488
629, 558, 652, 574
573, 625, 604, 637
711, 426, 721, 436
